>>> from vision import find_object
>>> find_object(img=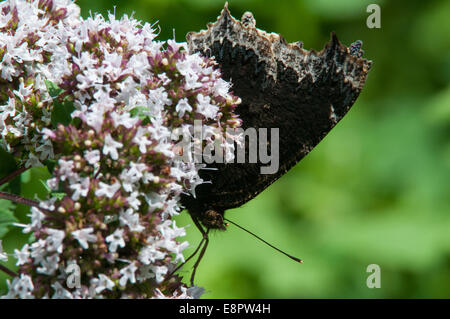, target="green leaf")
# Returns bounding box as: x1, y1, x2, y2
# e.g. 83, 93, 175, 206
45, 80, 75, 127
0, 199, 18, 239
50, 97, 75, 128
39, 179, 51, 193
50, 192, 66, 201
43, 159, 57, 174
0, 148, 20, 195
0, 148, 16, 174
45, 80, 63, 98
130, 106, 151, 124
